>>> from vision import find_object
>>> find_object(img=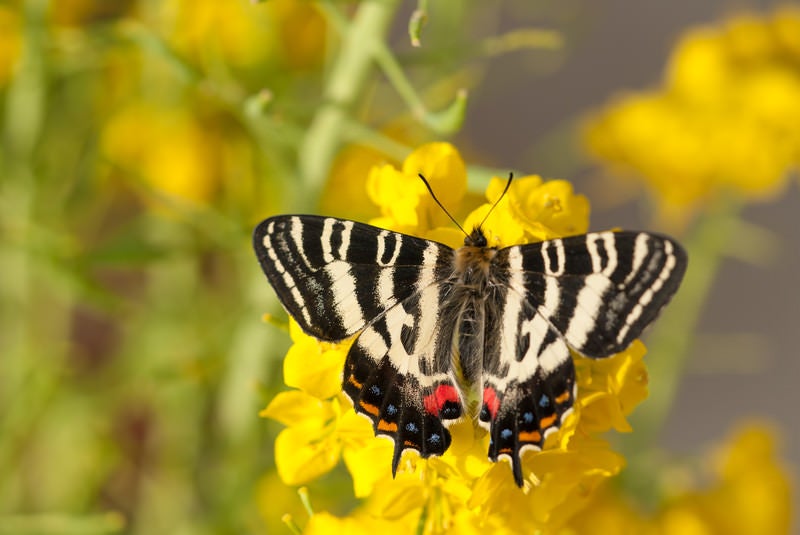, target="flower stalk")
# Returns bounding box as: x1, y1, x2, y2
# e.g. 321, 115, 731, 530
298, 0, 401, 207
